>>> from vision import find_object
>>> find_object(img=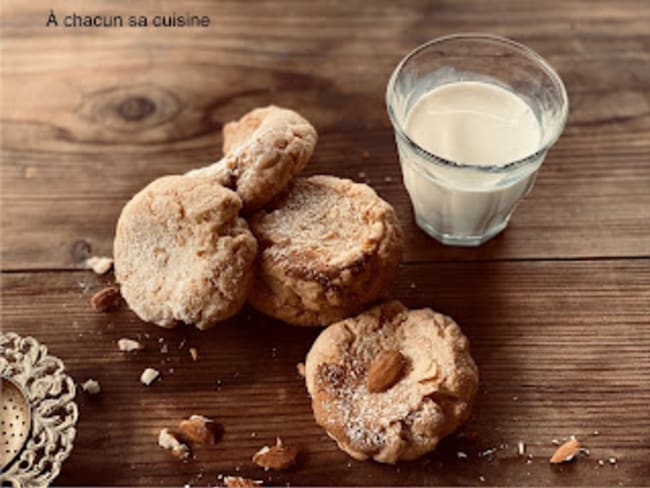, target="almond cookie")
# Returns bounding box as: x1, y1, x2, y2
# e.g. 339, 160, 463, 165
305, 301, 479, 463
248, 175, 402, 326
188, 106, 317, 212
114, 175, 257, 330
